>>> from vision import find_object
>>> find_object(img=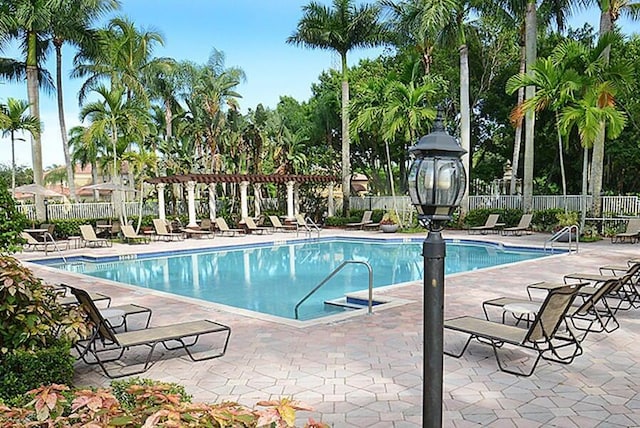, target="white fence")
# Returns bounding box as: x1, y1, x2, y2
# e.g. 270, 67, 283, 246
17, 202, 158, 221
351, 195, 640, 217
16, 194, 640, 222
